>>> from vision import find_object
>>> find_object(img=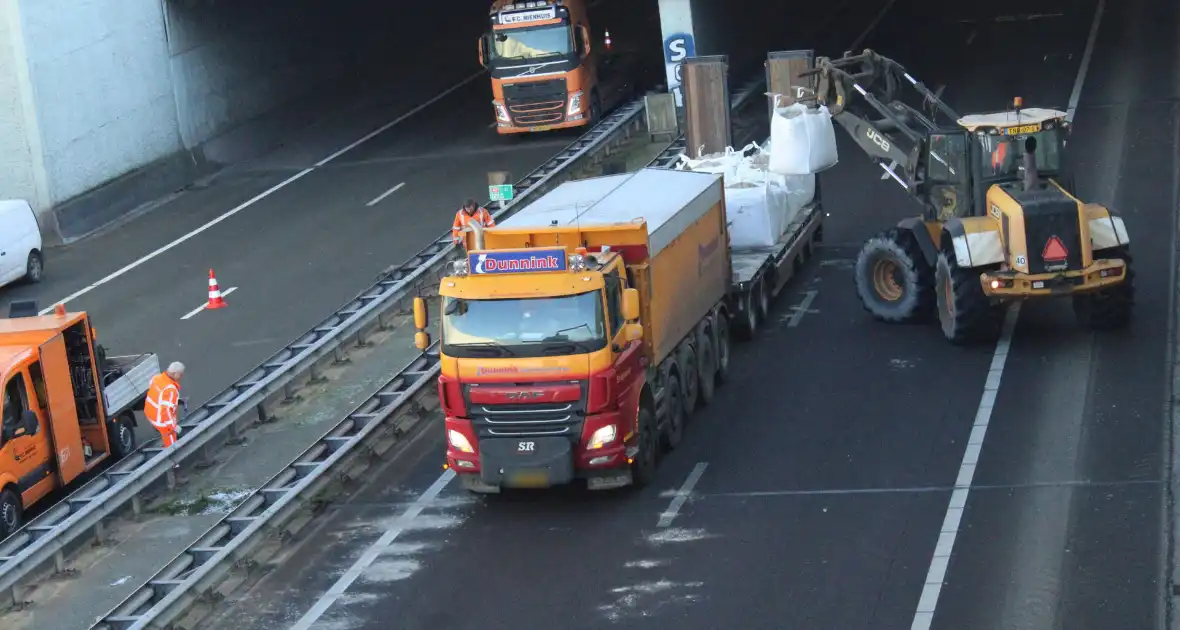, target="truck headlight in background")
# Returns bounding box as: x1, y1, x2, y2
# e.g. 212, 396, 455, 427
567, 91, 583, 117
448, 429, 475, 454
493, 101, 510, 122
587, 424, 616, 450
